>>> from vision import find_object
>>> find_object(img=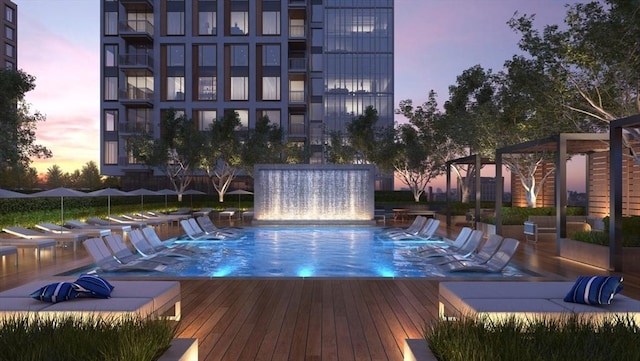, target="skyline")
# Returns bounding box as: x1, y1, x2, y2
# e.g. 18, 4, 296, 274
14, 0, 588, 190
